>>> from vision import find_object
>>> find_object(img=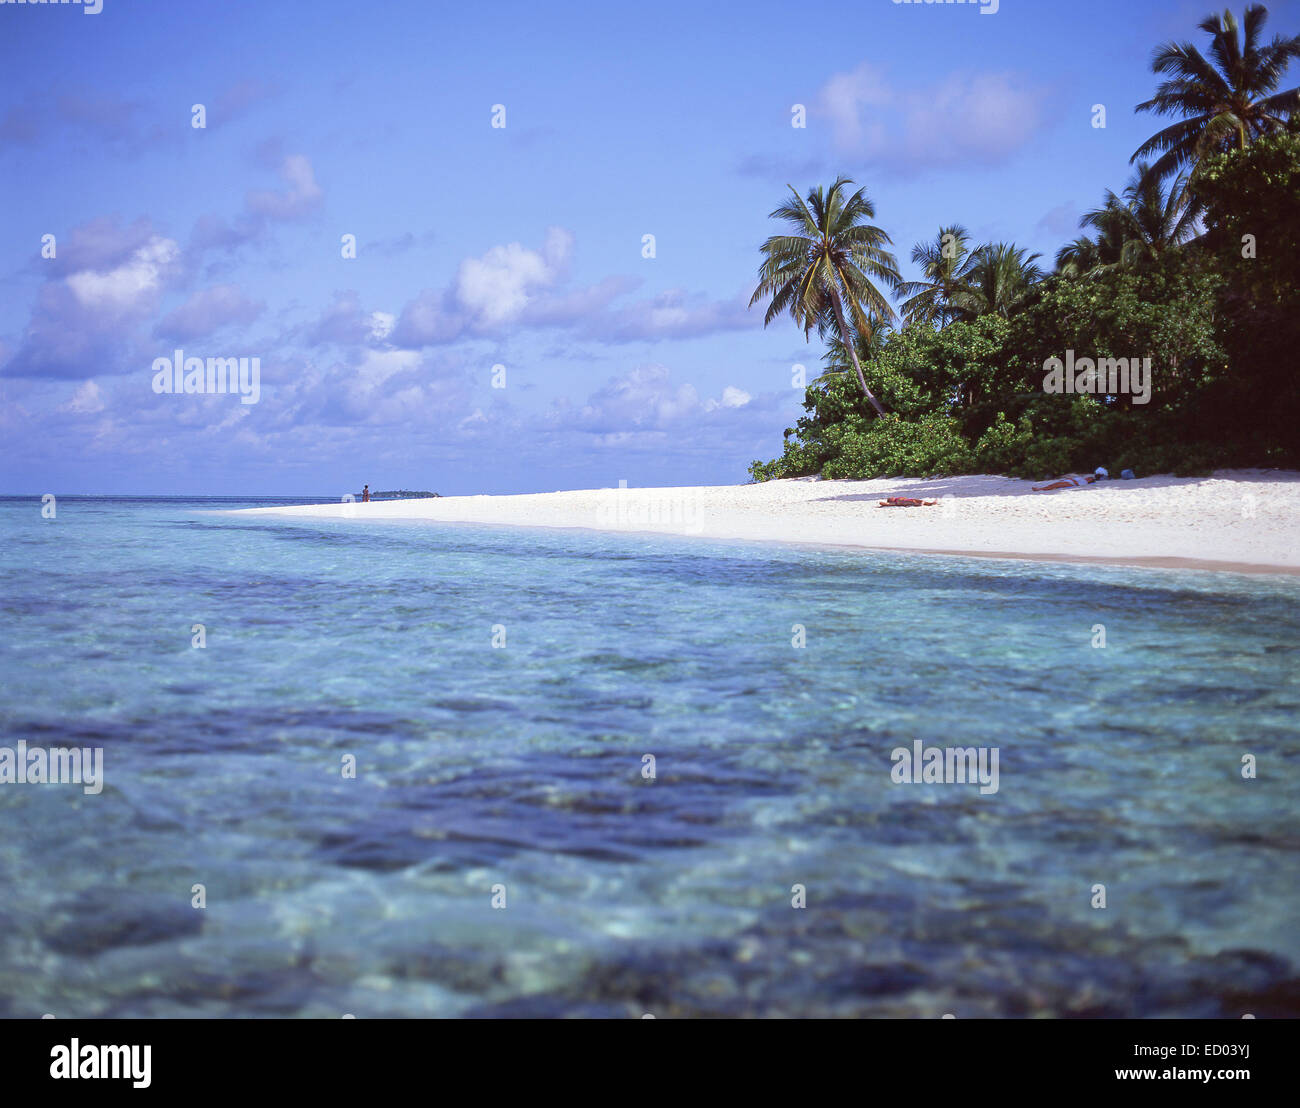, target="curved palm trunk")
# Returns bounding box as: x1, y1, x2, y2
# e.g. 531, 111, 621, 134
828, 288, 887, 417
